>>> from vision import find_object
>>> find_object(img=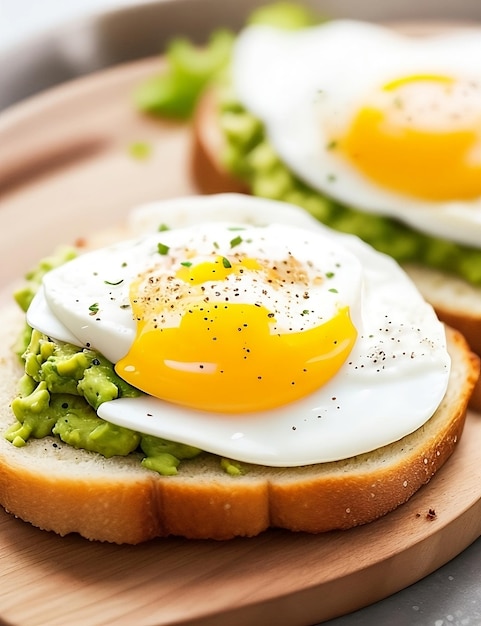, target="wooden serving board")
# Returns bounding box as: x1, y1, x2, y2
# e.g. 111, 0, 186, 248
0, 59, 480, 626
